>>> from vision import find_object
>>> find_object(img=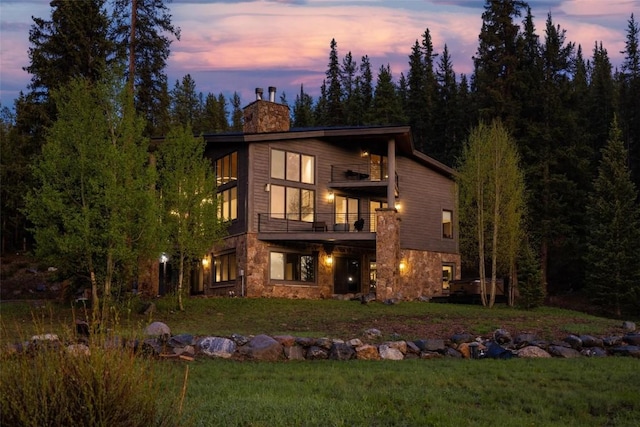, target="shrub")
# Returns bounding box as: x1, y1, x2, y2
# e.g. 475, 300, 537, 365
0, 337, 184, 426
